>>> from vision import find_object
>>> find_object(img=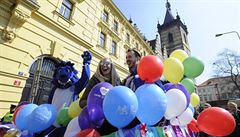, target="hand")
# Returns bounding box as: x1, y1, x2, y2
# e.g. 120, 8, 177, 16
81, 51, 92, 65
